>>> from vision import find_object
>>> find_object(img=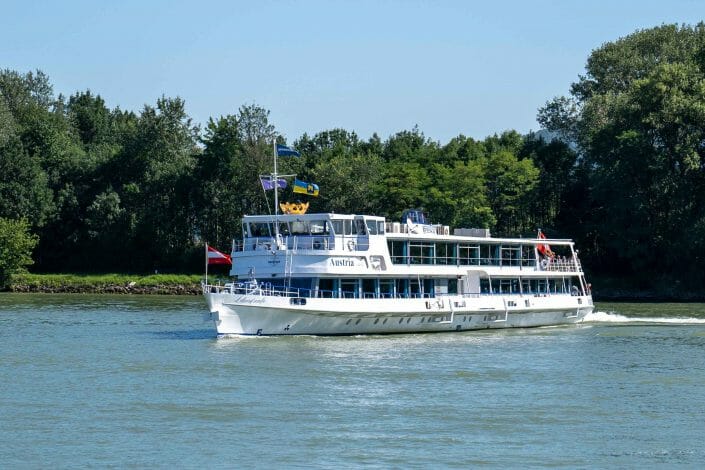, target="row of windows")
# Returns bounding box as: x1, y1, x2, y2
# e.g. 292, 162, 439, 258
389, 240, 541, 266
246, 219, 385, 238
265, 276, 581, 299
481, 278, 580, 295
